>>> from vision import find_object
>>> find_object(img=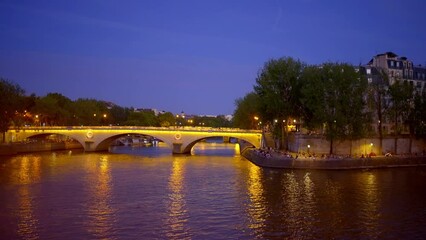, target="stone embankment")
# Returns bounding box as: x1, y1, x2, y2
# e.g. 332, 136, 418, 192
242, 148, 426, 170
0, 142, 83, 156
